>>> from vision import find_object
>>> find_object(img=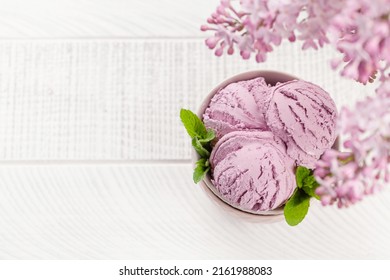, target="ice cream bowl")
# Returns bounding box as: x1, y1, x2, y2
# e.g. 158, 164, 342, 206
193, 70, 300, 222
